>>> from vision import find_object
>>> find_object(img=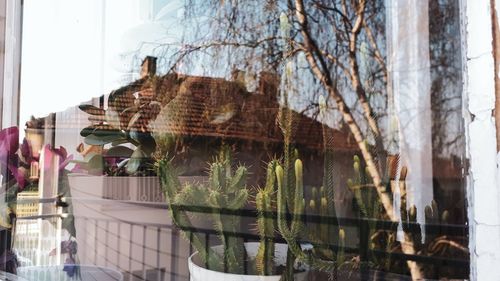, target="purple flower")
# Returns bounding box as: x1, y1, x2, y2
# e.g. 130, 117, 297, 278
63, 256, 77, 277
7, 165, 26, 190
0, 127, 19, 162
50, 239, 79, 278
0, 127, 19, 168
61, 240, 78, 255
20, 138, 36, 164
0, 127, 27, 189
43, 145, 74, 172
